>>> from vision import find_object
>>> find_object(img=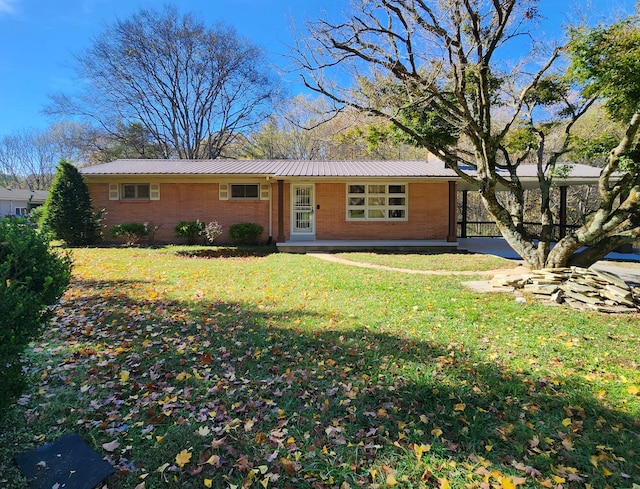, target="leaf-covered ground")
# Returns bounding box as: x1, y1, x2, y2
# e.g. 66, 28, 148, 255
1, 248, 639, 489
